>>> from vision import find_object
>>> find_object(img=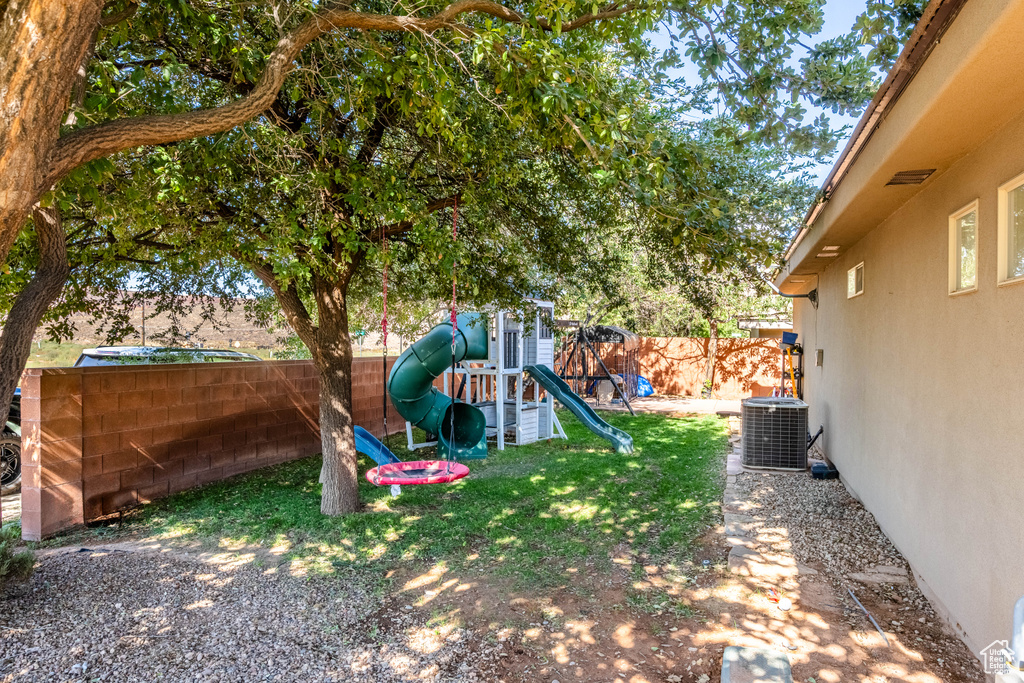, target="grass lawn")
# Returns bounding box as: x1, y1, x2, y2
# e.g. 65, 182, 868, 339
24, 341, 88, 369
100, 410, 727, 587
